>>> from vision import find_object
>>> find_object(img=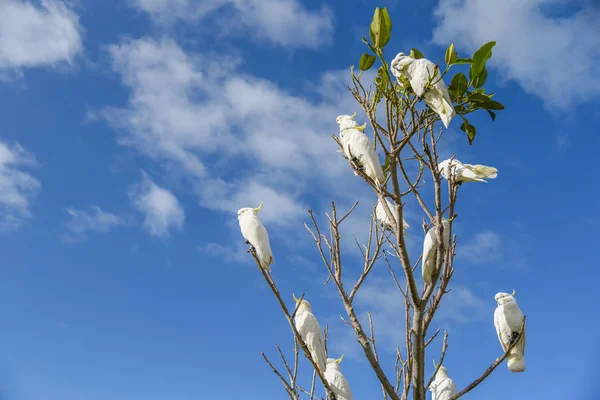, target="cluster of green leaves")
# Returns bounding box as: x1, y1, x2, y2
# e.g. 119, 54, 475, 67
445, 41, 505, 143
355, 7, 504, 145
